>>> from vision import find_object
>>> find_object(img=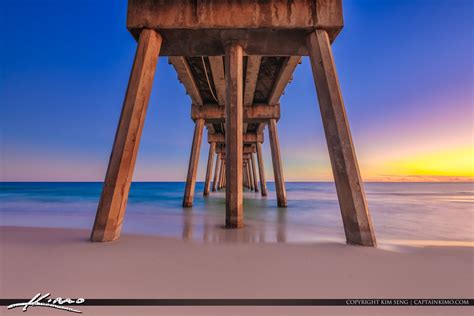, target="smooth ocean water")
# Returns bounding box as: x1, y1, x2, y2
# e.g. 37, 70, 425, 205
0, 182, 473, 245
